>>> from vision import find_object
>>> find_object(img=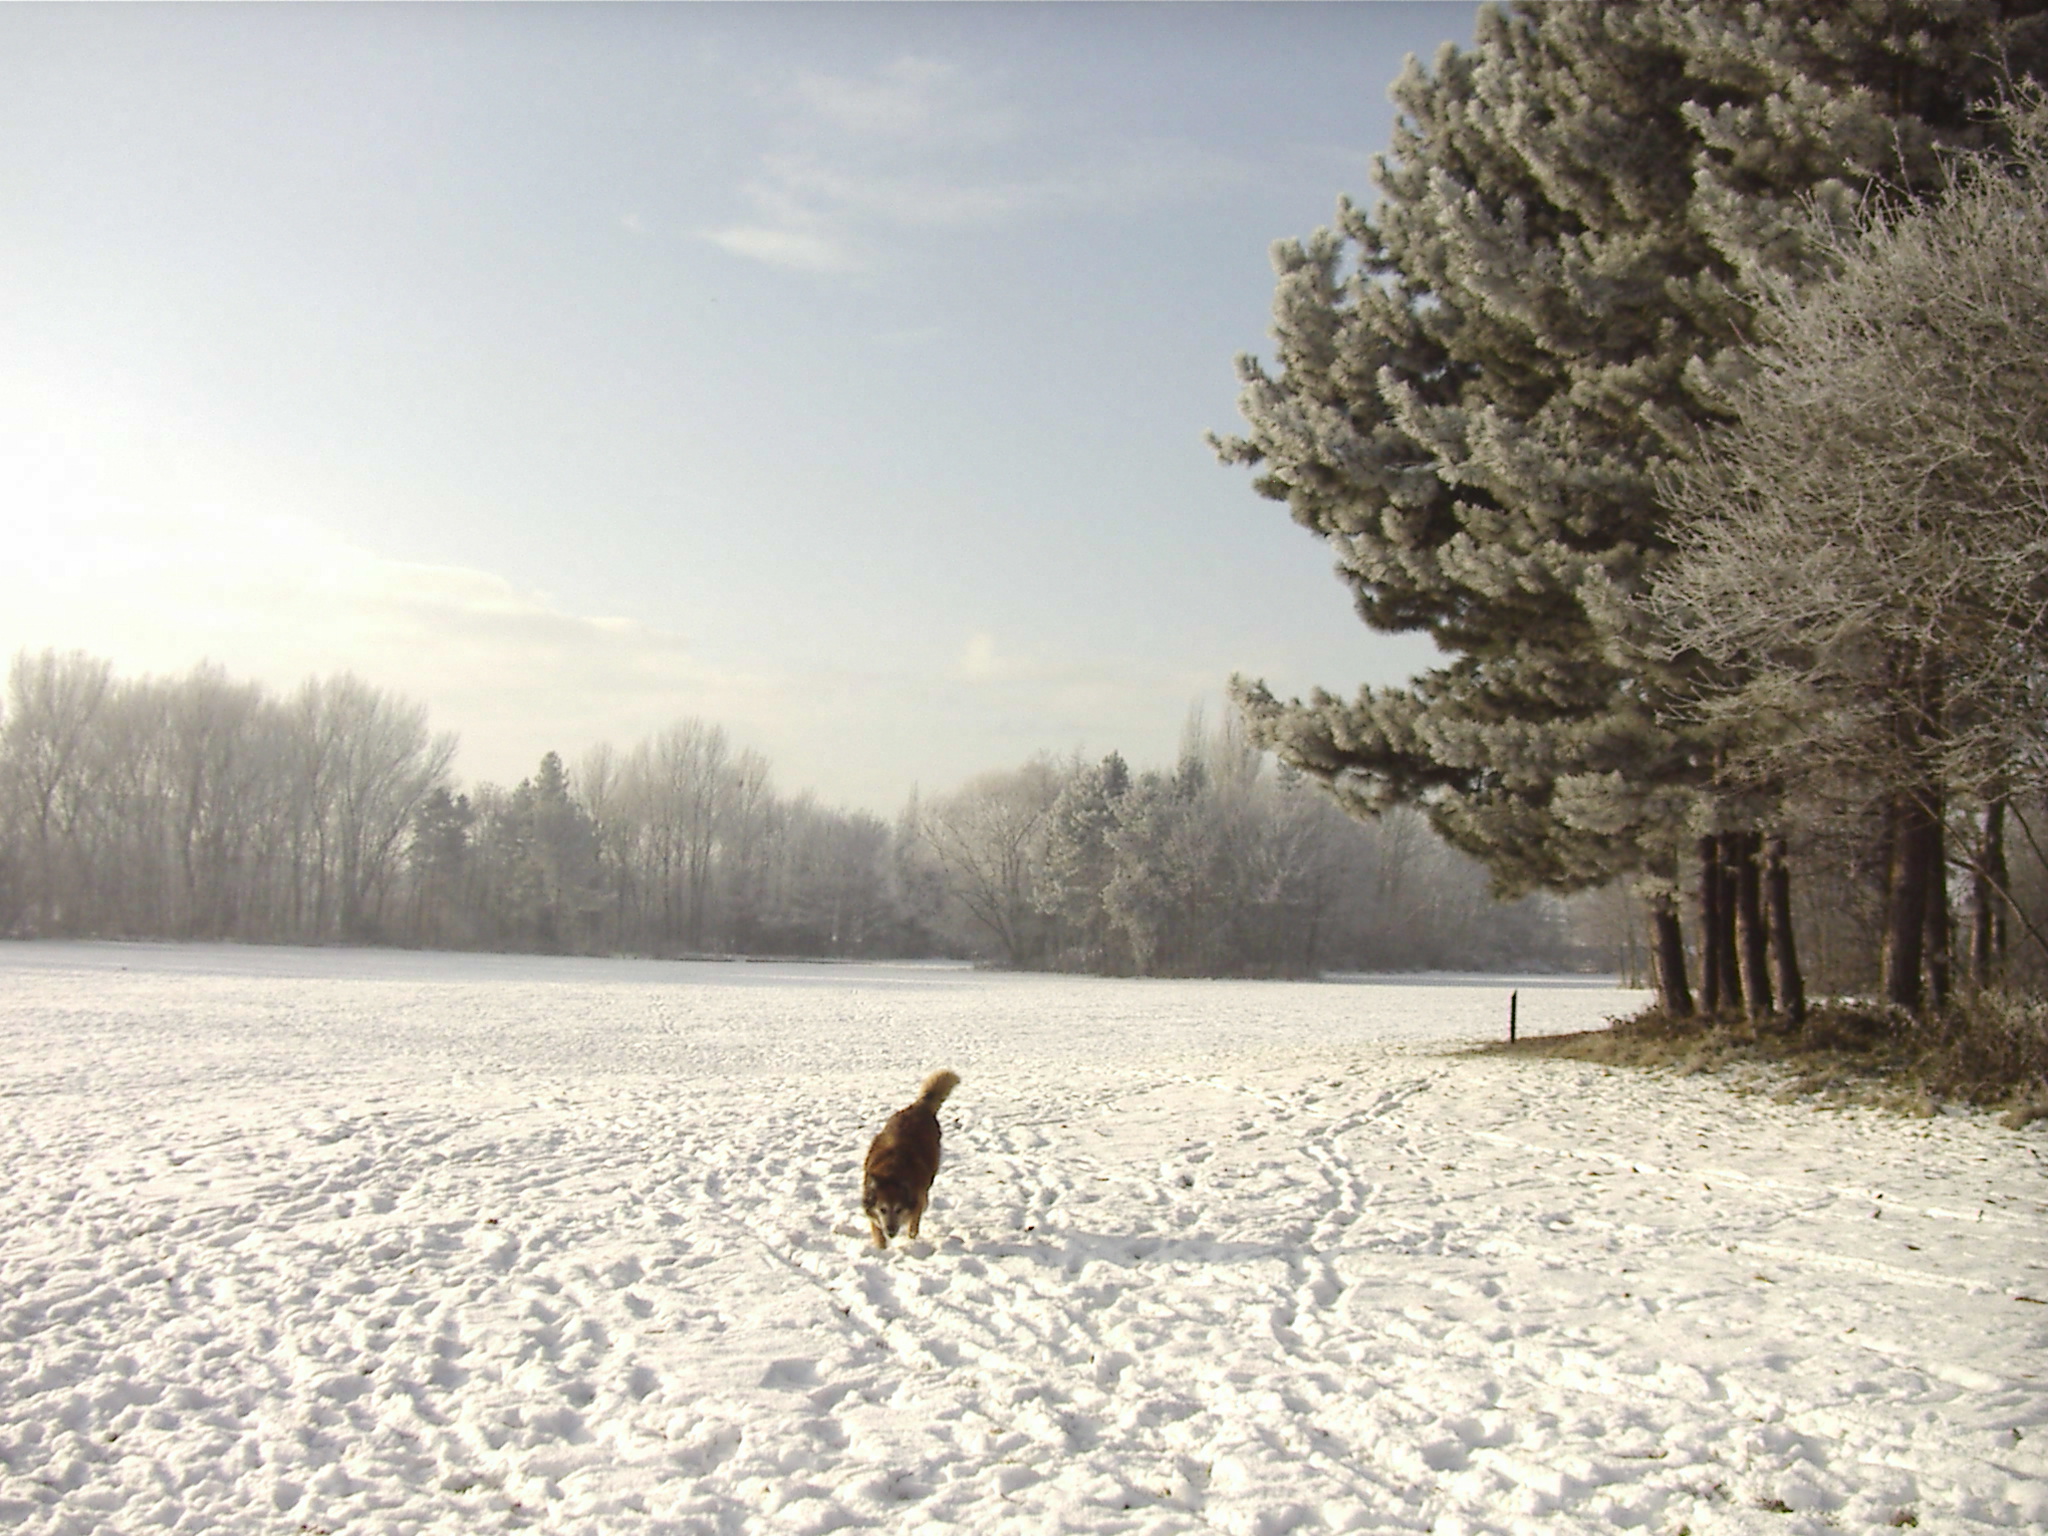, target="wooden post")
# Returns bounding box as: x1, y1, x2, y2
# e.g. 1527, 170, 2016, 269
1509, 989, 1518, 1043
